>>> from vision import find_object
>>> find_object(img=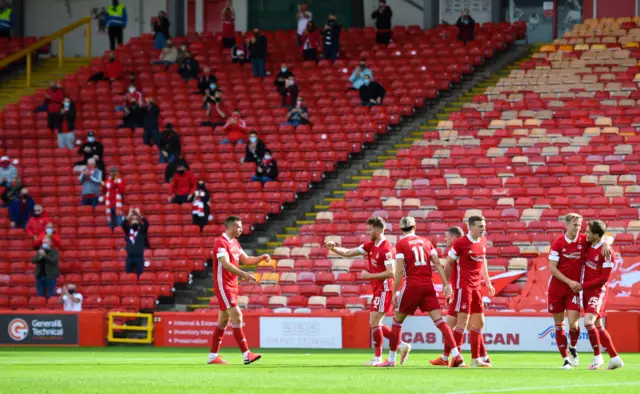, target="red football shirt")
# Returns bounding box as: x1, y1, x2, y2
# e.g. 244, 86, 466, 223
548, 233, 588, 293
446, 246, 458, 290
582, 241, 615, 290
213, 233, 247, 292
358, 238, 395, 293
447, 234, 487, 291
396, 234, 439, 285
